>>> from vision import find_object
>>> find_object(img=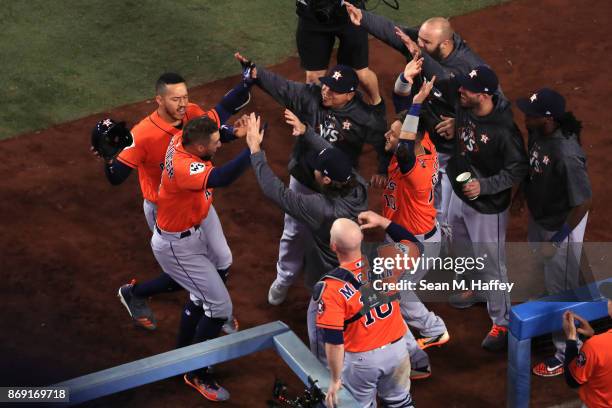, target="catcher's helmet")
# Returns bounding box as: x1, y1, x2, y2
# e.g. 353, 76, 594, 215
91, 118, 132, 160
